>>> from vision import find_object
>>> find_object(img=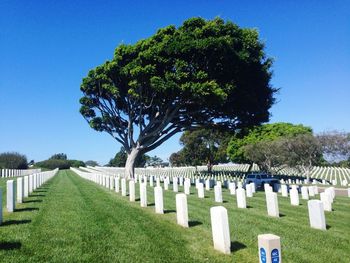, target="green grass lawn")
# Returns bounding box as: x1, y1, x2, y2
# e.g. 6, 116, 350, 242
0, 171, 349, 262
